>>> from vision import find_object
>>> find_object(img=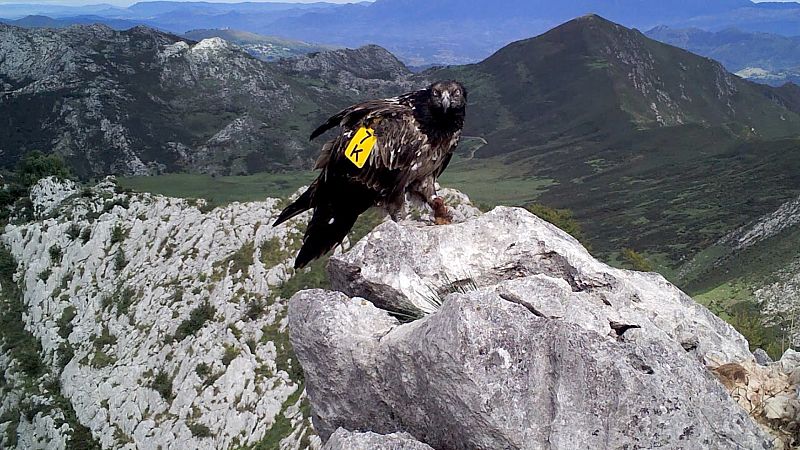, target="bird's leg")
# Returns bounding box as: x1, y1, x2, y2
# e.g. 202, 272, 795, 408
431, 196, 453, 225
410, 177, 452, 225
384, 191, 406, 222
